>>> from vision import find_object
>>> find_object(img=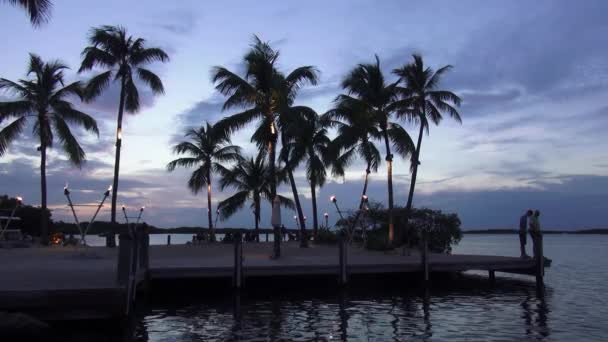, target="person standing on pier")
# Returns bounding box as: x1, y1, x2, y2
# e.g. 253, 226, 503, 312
519, 210, 533, 258
529, 210, 542, 257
